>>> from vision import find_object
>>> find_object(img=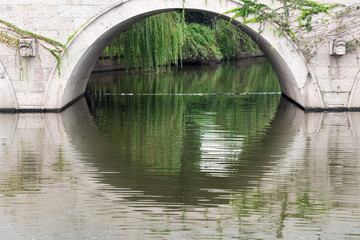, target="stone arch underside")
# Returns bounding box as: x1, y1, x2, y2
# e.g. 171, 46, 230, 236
42, 0, 324, 110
